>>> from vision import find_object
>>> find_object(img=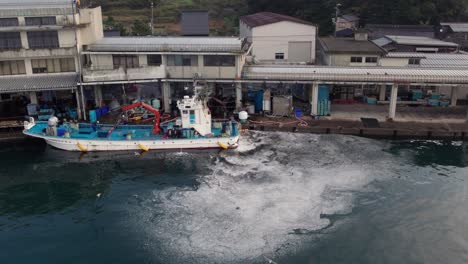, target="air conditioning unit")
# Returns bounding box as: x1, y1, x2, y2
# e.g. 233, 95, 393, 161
193, 72, 203, 79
